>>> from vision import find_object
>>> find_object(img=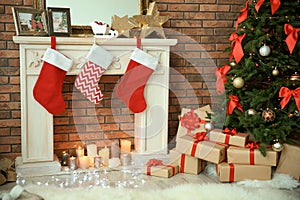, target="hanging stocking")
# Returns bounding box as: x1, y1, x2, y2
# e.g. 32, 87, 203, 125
33, 38, 73, 115
116, 48, 158, 113
75, 44, 114, 104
